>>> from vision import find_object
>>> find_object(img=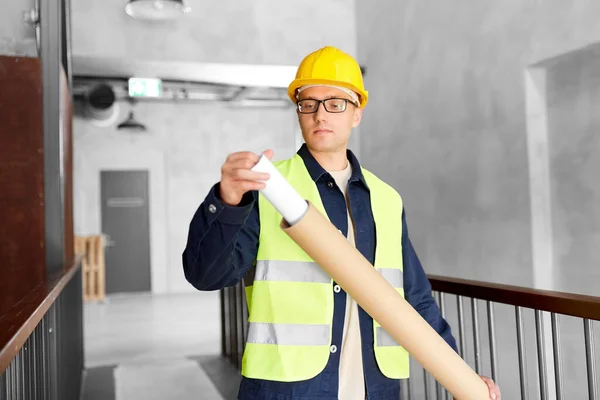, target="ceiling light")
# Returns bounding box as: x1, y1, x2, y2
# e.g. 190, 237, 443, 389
125, 0, 191, 21
117, 110, 147, 132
